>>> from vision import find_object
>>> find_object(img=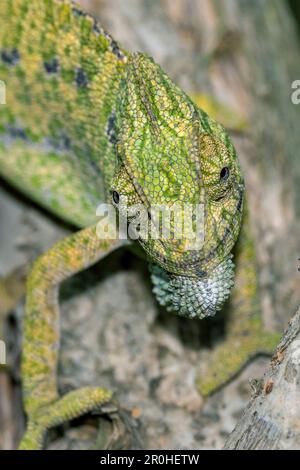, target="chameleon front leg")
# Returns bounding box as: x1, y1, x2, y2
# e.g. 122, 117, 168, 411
19, 225, 126, 450
196, 208, 280, 396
